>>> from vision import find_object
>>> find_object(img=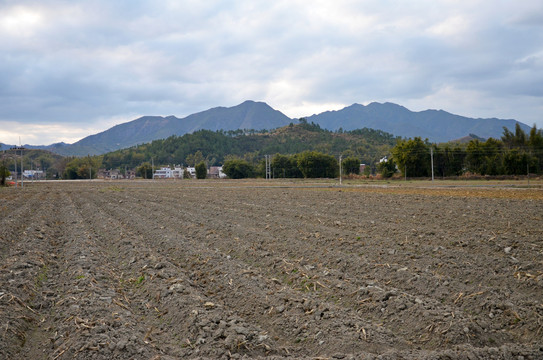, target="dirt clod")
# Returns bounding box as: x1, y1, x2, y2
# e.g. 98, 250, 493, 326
1, 181, 542, 359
